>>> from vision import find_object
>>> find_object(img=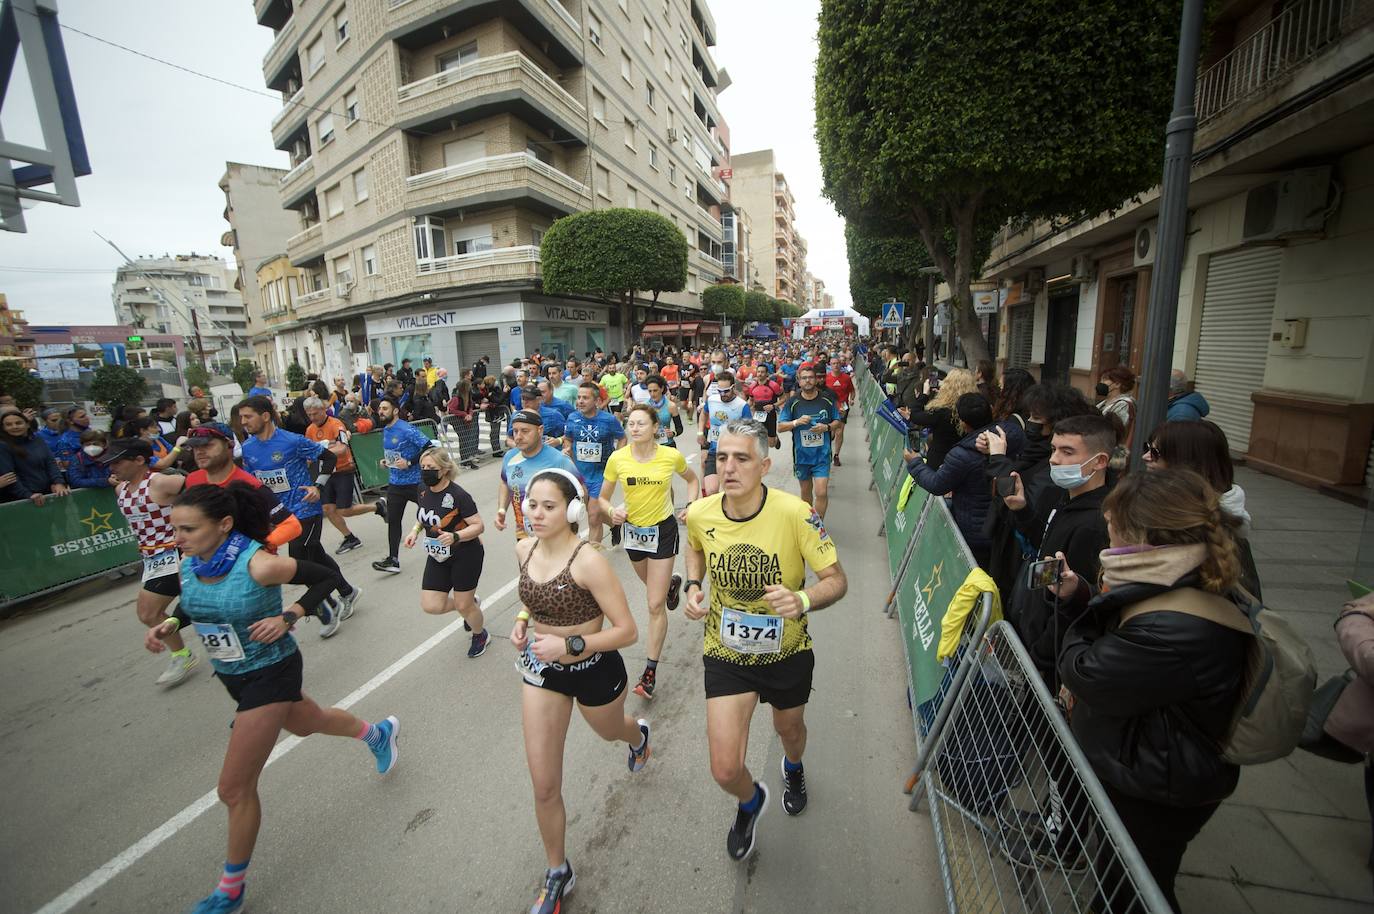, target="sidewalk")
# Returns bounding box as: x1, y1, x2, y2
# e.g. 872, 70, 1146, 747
1177, 466, 1372, 913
